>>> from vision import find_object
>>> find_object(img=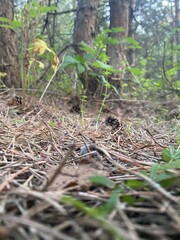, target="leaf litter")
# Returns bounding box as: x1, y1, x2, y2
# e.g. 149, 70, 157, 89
0, 91, 180, 240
